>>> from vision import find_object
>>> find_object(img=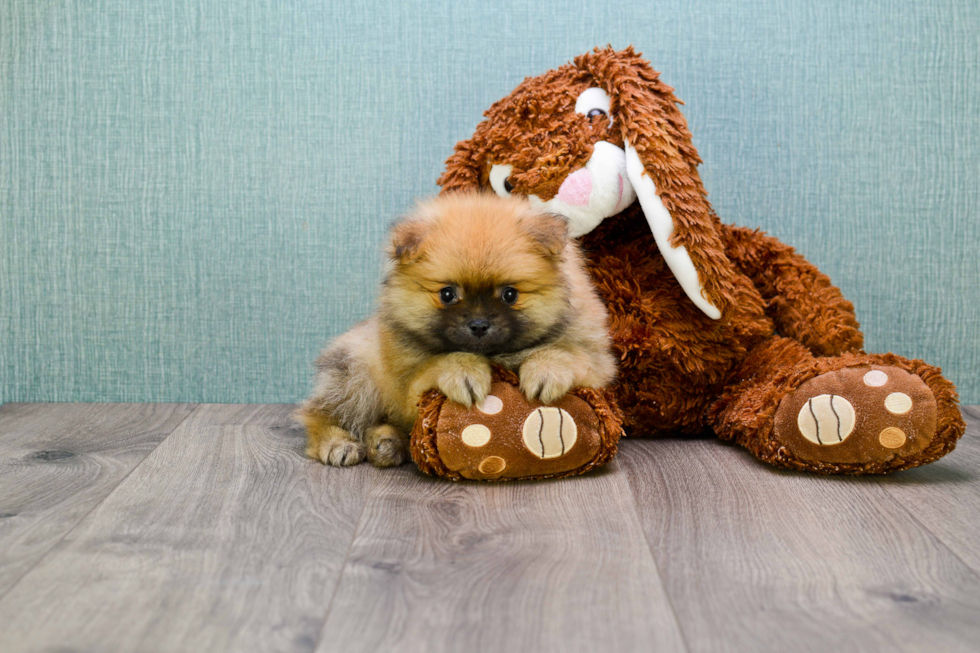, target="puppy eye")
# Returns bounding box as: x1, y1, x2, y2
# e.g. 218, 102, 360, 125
501, 287, 519, 305
439, 287, 458, 304
586, 108, 607, 120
